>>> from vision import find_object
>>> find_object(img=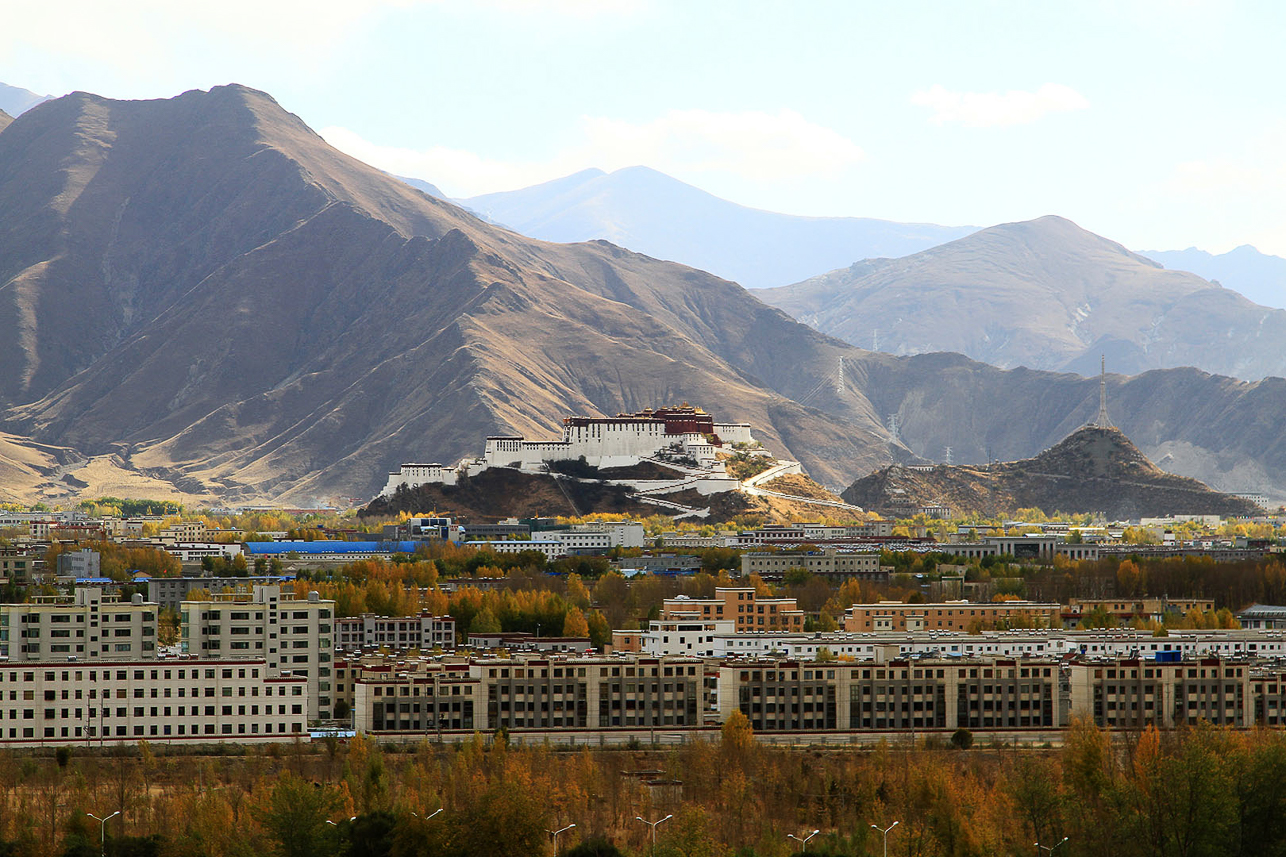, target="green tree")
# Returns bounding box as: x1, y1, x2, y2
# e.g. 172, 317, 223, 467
257, 772, 342, 857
